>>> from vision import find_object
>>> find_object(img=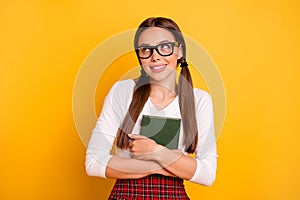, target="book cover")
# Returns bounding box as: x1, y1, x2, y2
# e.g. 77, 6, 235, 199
140, 115, 181, 149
